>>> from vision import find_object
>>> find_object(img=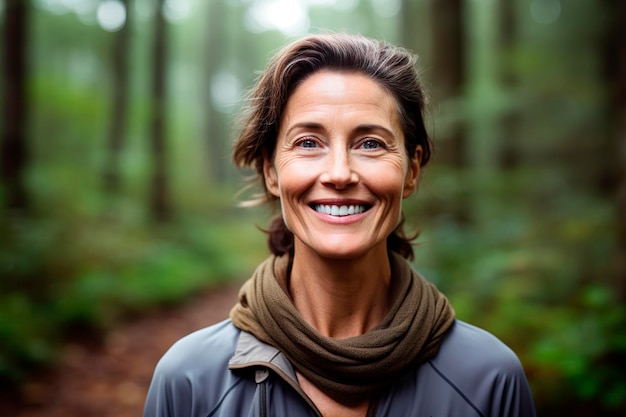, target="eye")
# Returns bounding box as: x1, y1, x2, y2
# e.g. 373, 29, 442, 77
295, 137, 319, 148
360, 139, 384, 150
